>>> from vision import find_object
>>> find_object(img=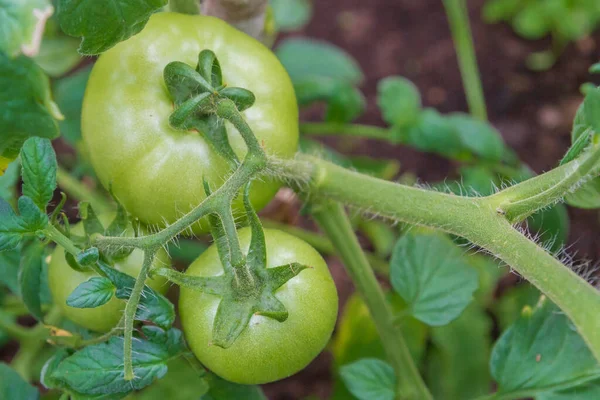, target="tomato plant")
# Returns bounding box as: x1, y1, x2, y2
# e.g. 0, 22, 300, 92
2, 1, 600, 399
